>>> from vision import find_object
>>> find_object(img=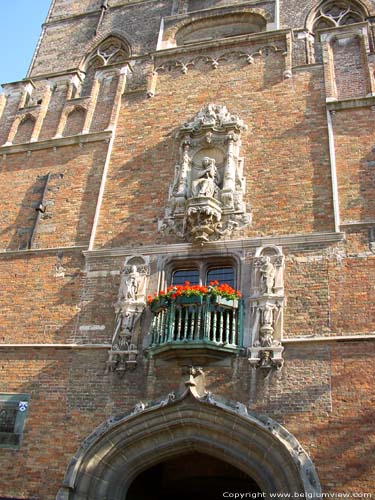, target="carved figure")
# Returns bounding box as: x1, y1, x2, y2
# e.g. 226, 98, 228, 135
121, 311, 134, 336
260, 330, 274, 348
191, 157, 218, 198
260, 350, 272, 368
262, 303, 274, 328
259, 256, 276, 295
120, 265, 140, 302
